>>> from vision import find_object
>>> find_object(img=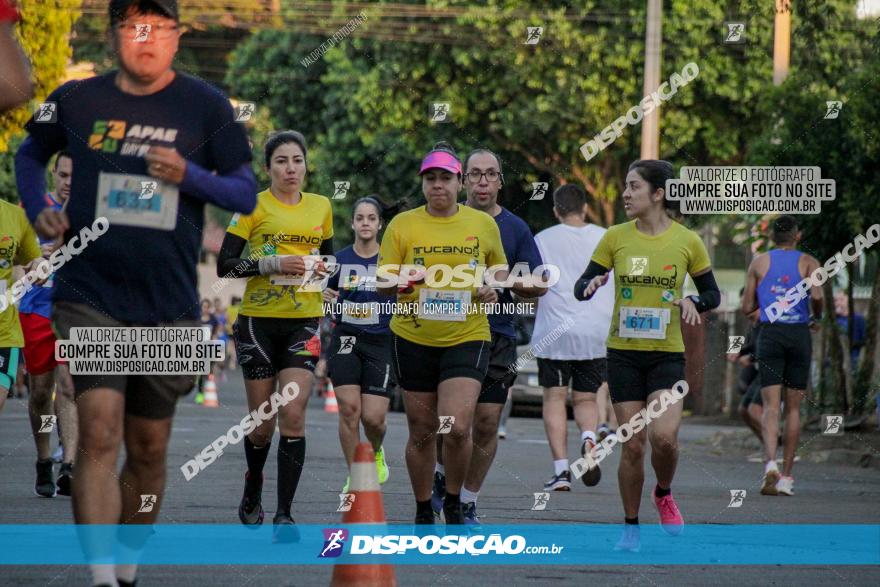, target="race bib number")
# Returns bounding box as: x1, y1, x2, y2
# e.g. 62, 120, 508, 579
418, 289, 470, 322
96, 172, 179, 230
618, 306, 670, 339
270, 256, 331, 292
341, 300, 380, 326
